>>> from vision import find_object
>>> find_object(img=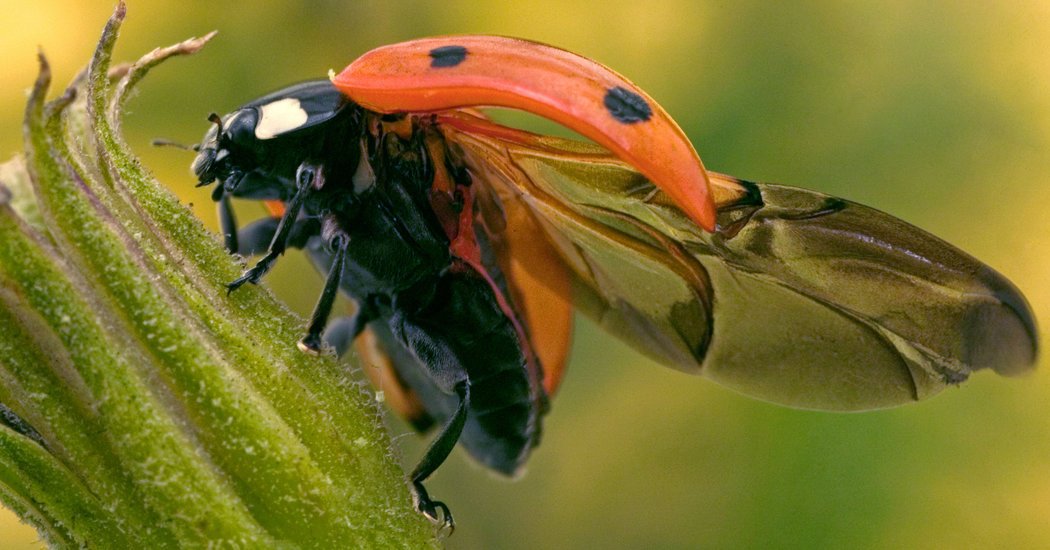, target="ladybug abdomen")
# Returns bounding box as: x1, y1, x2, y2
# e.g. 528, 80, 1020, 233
379, 270, 544, 475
